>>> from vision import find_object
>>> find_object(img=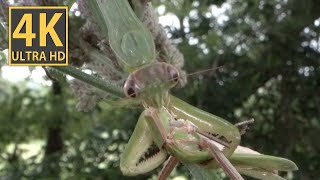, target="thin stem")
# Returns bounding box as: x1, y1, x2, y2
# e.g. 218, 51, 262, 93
49, 66, 124, 98
0, 23, 7, 50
